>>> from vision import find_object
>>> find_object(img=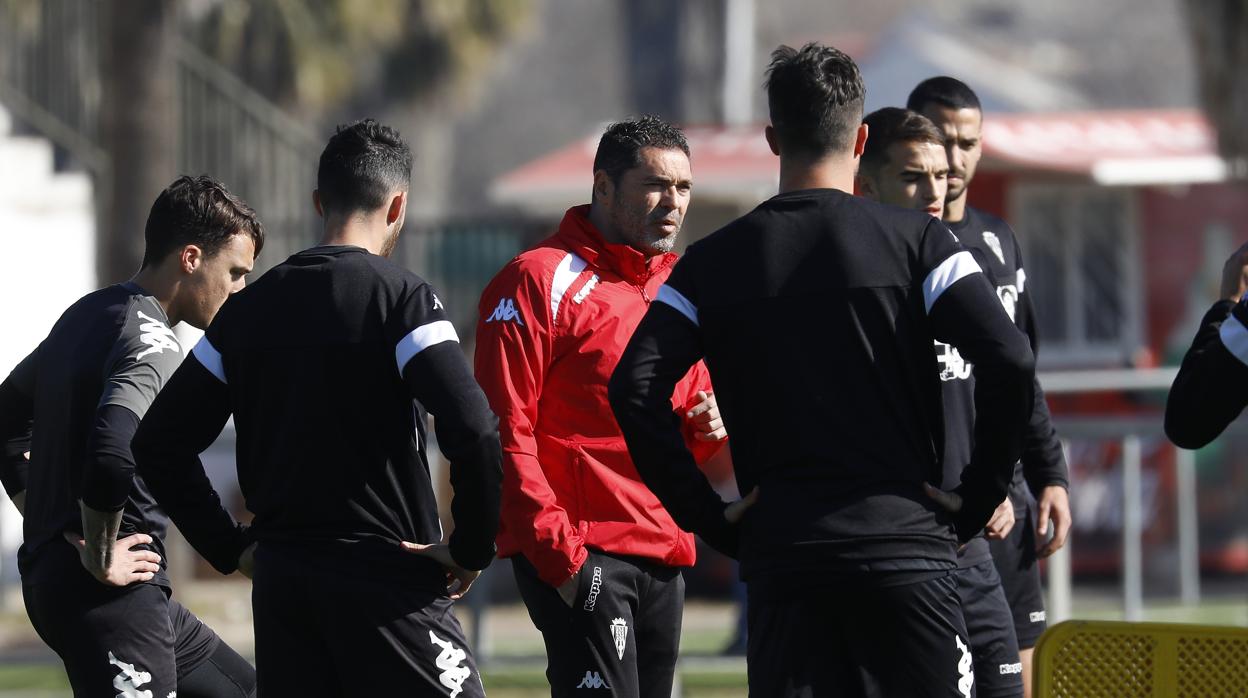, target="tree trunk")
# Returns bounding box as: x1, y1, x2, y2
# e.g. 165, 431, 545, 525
1185, 0, 1248, 175
99, 0, 177, 284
